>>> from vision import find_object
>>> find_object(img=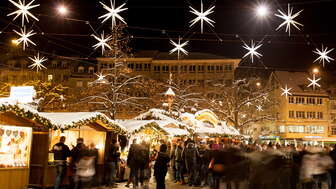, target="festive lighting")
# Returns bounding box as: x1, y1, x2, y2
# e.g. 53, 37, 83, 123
11, 38, 19, 45
312, 68, 319, 74
92, 31, 112, 55
28, 52, 47, 72
281, 85, 292, 99
313, 45, 334, 67
189, 1, 215, 33
60, 95, 65, 101
256, 105, 263, 112
243, 40, 262, 63
13, 26, 36, 50
7, 0, 40, 27
94, 72, 107, 83
169, 37, 189, 59
57, 5, 68, 15
275, 4, 303, 36
99, 0, 127, 29
256, 4, 269, 17
307, 74, 321, 90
